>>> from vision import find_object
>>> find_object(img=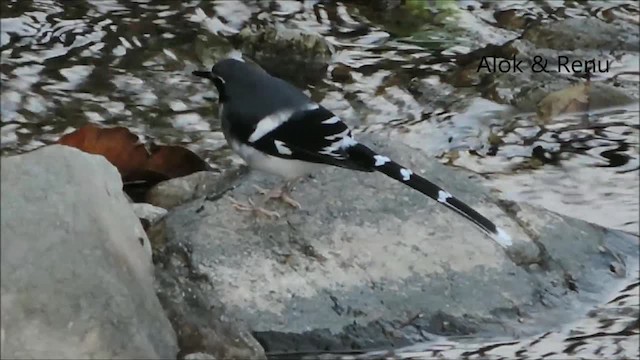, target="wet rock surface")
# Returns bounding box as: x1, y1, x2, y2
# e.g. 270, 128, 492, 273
151, 135, 637, 354
522, 18, 640, 52
303, 270, 639, 359
0, 145, 177, 359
